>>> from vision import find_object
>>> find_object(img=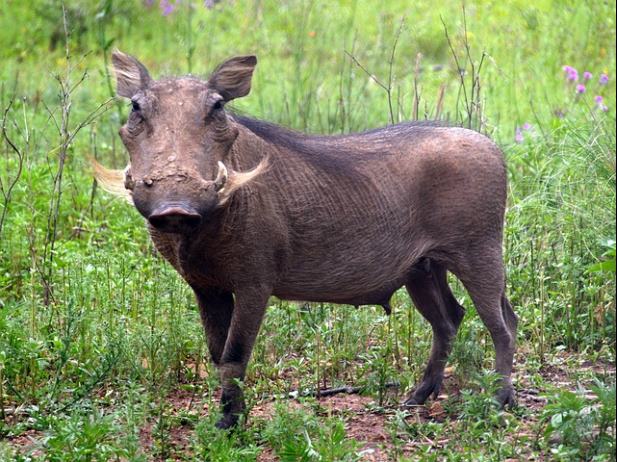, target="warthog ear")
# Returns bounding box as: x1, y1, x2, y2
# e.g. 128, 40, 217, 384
111, 50, 152, 98
208, 55, 257, 102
